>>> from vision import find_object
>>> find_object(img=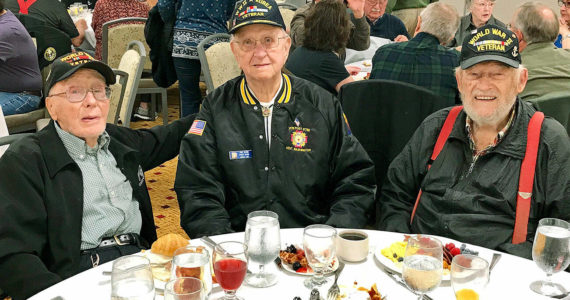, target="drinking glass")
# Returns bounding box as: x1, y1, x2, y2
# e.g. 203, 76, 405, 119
402, 236, 443, 300
164, 277, 205, 300
171, 246, 212, 295
451, 254, 489, 300
530, 218, 570, 296
111, 255, 155, 300
244, 210, 280, 287
303, 224, 337, 289
213, 241, 248, 300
